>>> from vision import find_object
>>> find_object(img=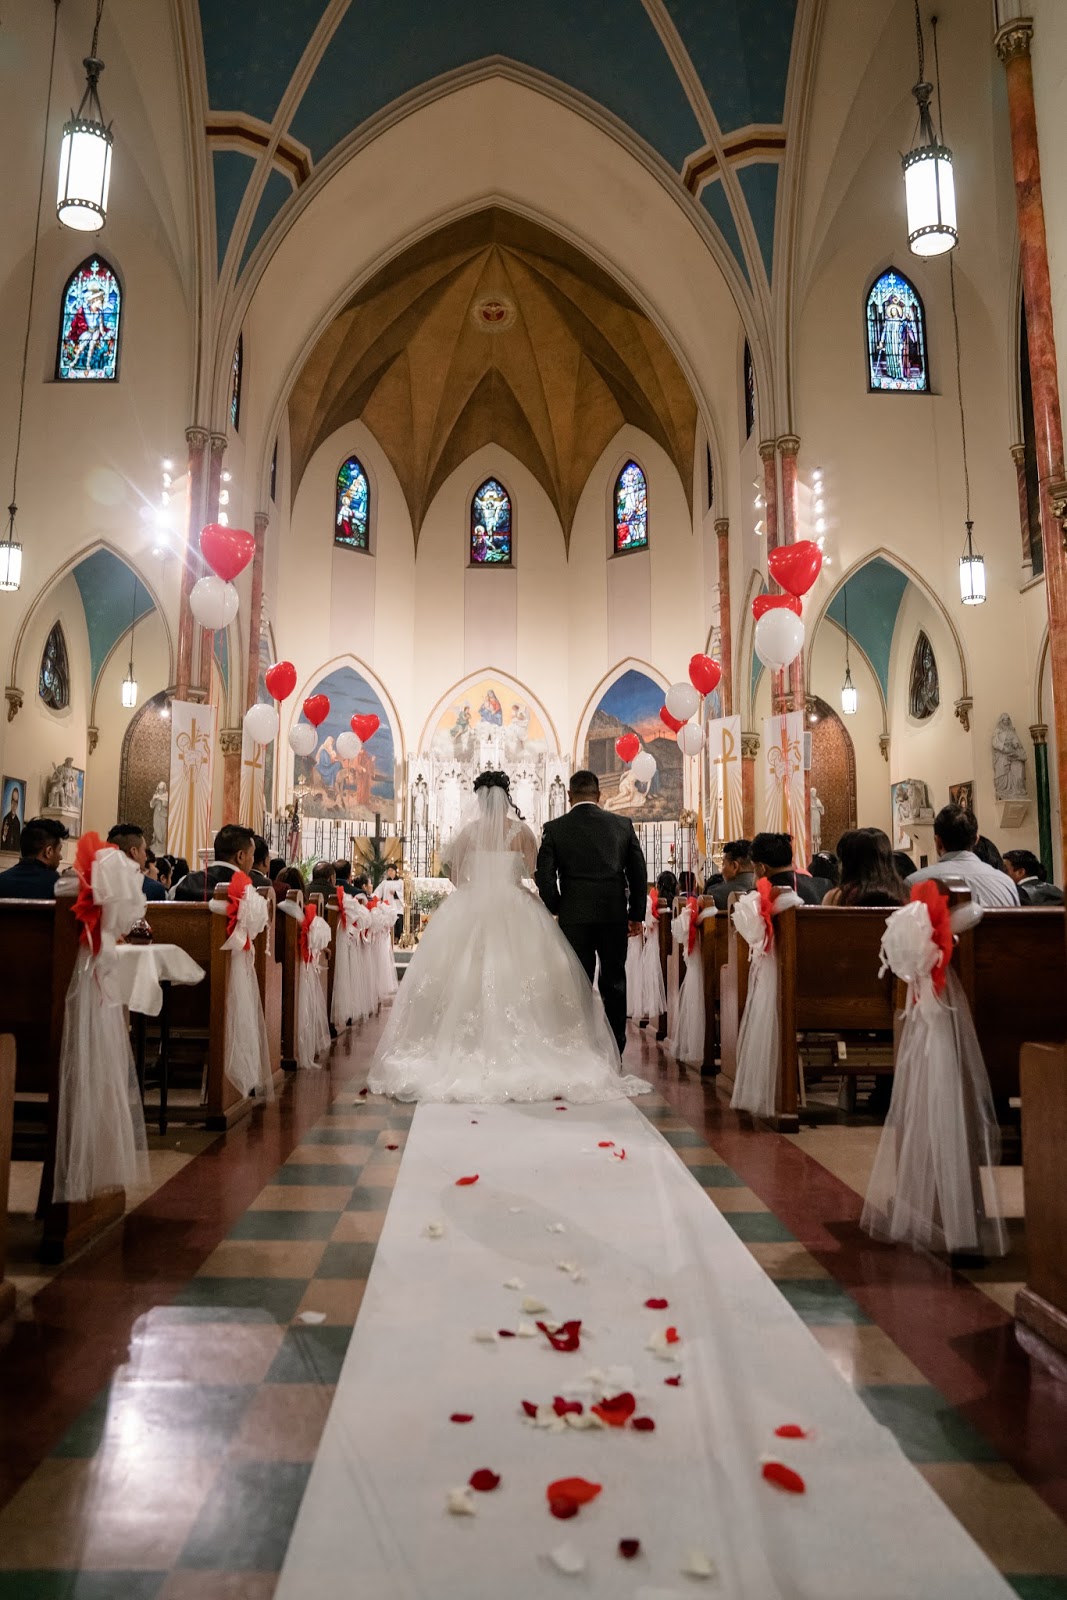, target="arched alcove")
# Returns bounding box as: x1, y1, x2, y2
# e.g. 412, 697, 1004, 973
118, 691, 171, 843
